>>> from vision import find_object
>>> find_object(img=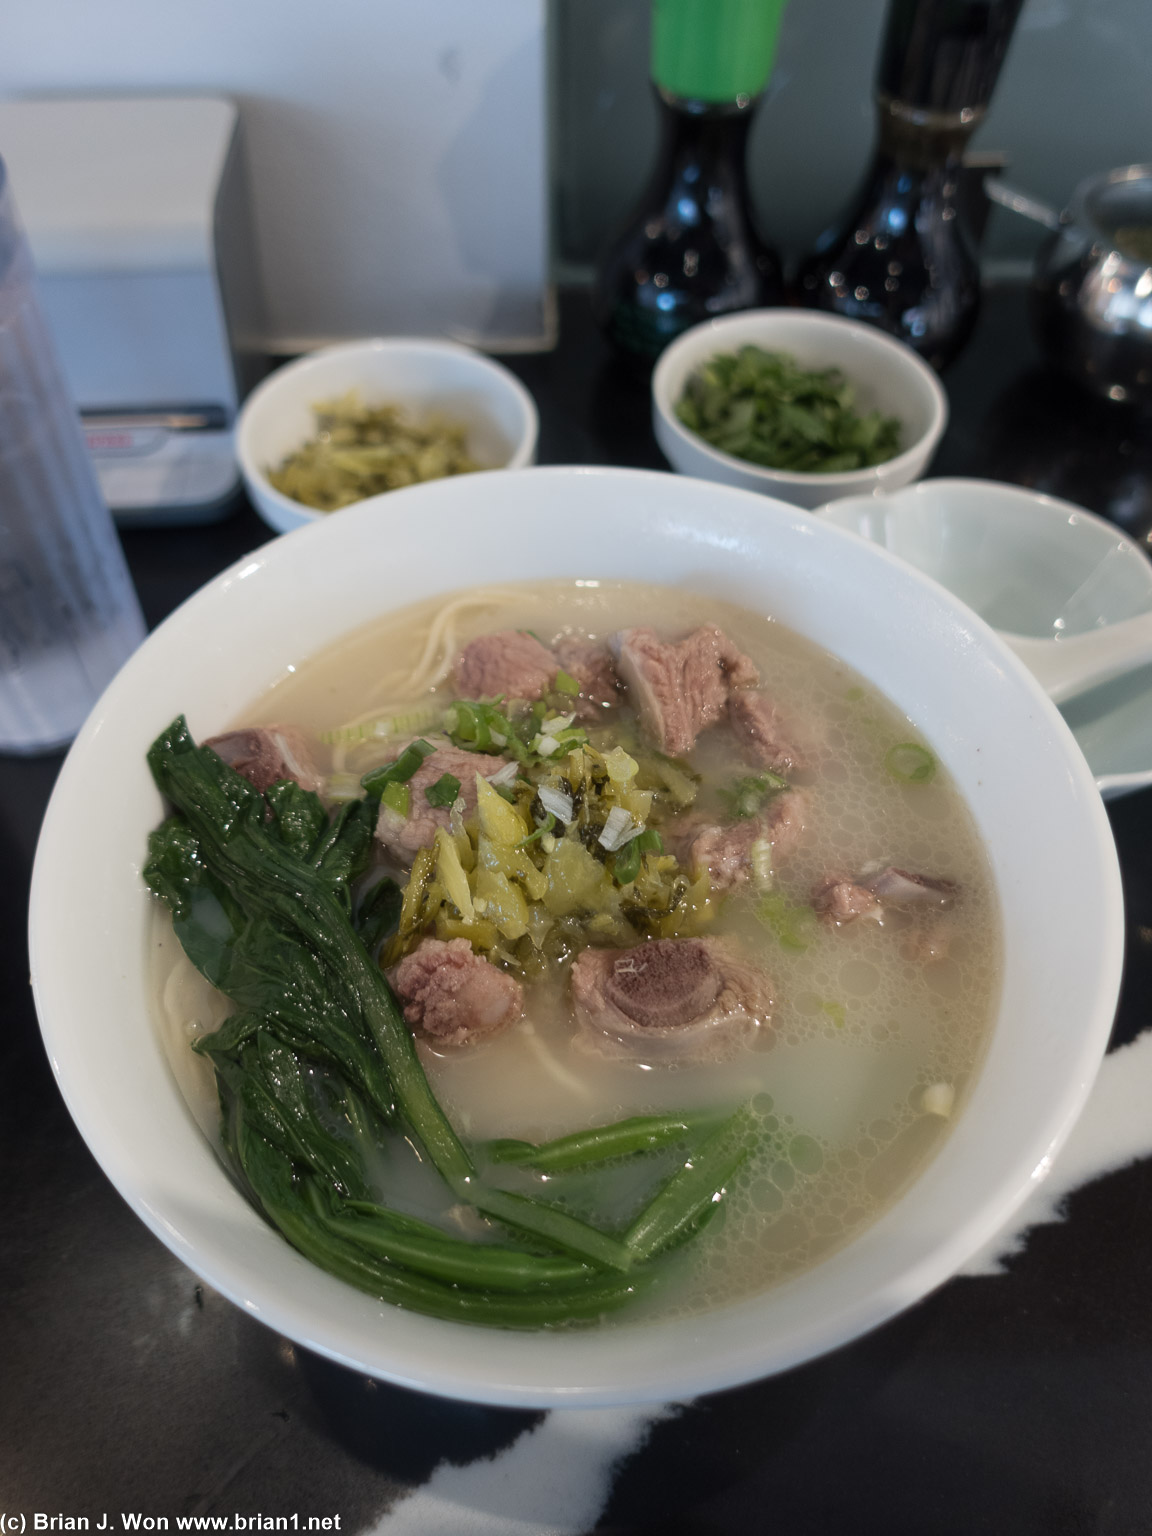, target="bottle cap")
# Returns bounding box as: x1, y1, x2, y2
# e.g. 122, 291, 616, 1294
651, 0, 788, 104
